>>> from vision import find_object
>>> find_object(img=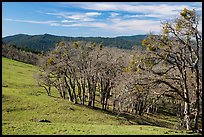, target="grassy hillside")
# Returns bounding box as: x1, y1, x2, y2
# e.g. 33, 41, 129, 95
2, 57, 198, 135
